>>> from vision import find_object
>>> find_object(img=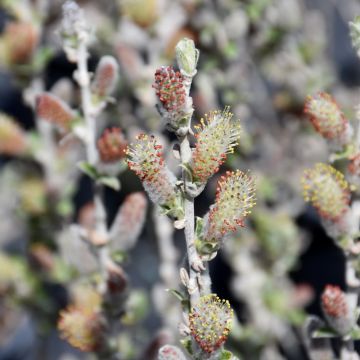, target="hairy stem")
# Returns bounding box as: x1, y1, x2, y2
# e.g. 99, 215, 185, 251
76, 33, 120, 360
179, 133, 204, 305
77, 38, 97, 165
